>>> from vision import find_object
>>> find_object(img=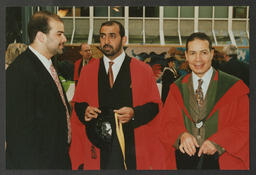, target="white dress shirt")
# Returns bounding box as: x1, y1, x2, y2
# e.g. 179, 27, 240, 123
103, 50, 126, 83
192, 67, 213, 98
